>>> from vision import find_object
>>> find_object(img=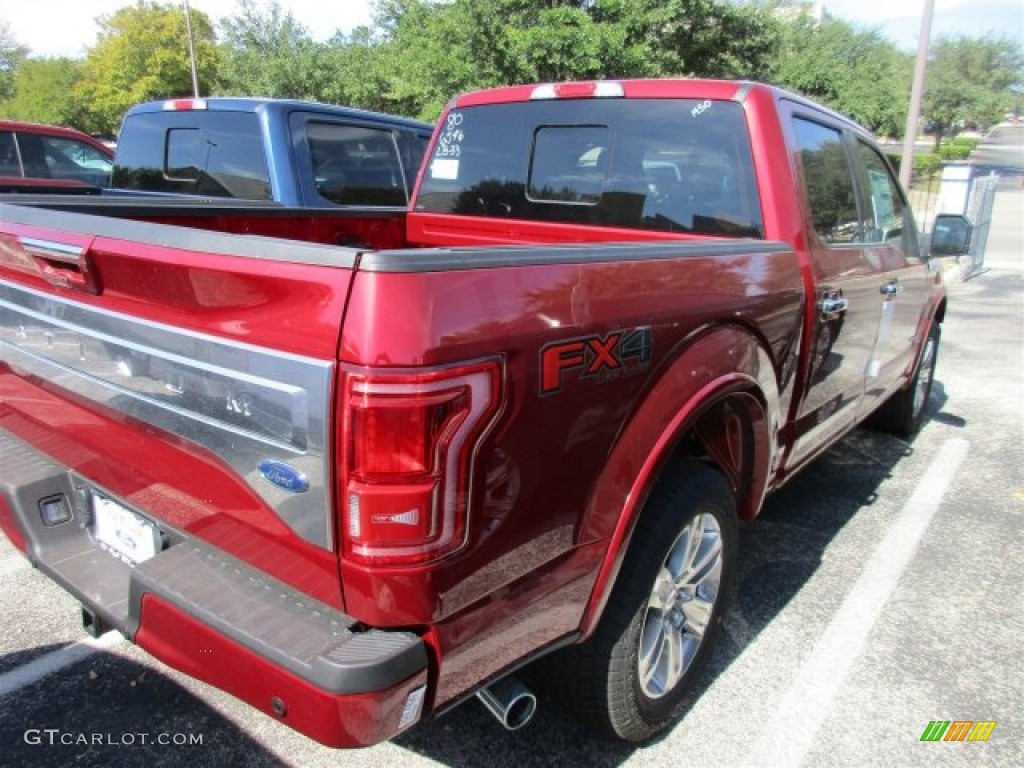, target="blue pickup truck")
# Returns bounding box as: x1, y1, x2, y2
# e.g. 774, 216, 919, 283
110, 97, 433, 208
